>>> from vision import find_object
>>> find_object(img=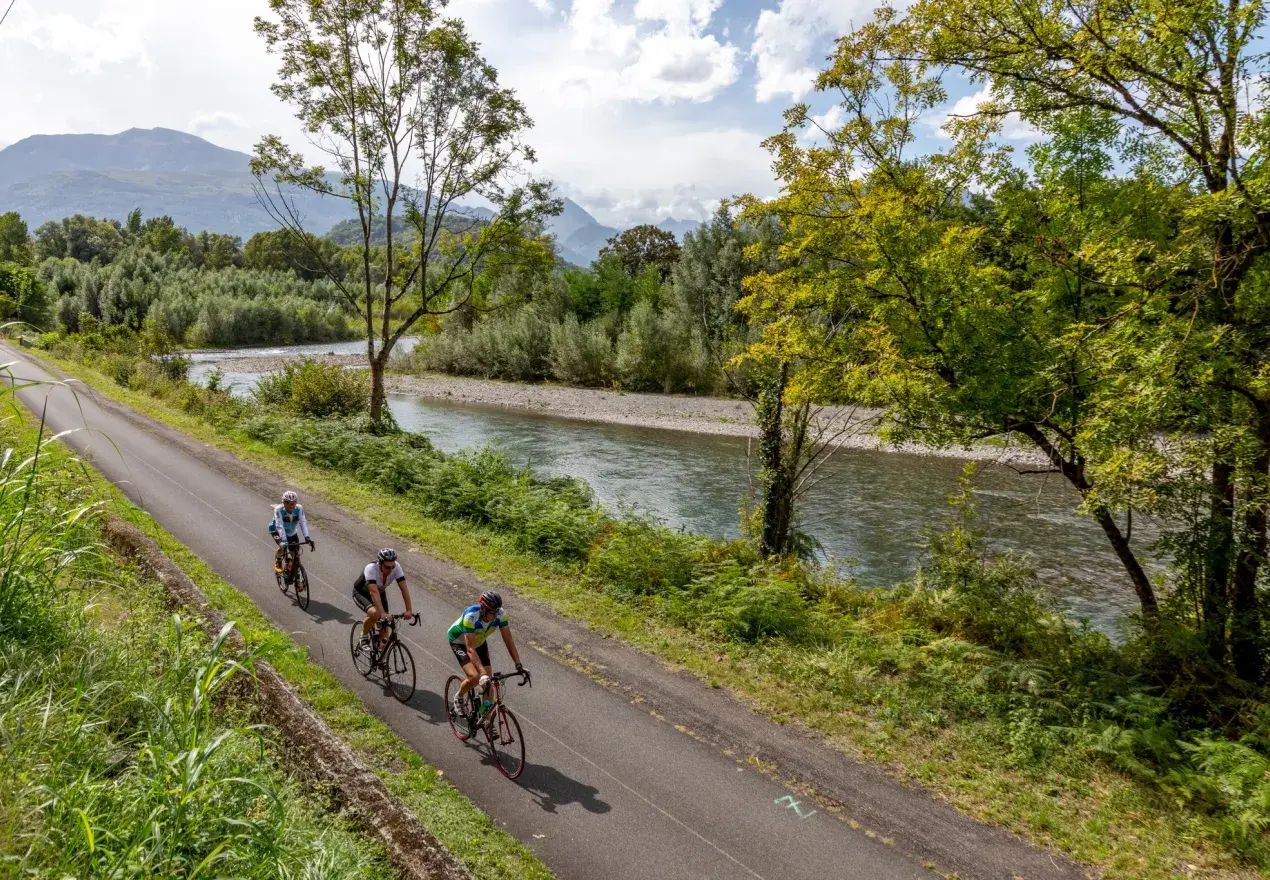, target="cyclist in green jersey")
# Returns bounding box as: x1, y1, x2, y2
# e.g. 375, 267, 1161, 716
447, 590, 526, 719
